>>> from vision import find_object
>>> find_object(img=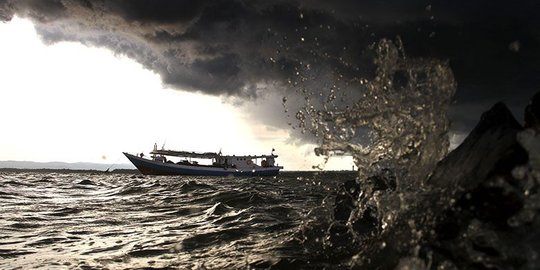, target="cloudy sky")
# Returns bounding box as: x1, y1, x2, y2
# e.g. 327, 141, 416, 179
0, 0, 539, 170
